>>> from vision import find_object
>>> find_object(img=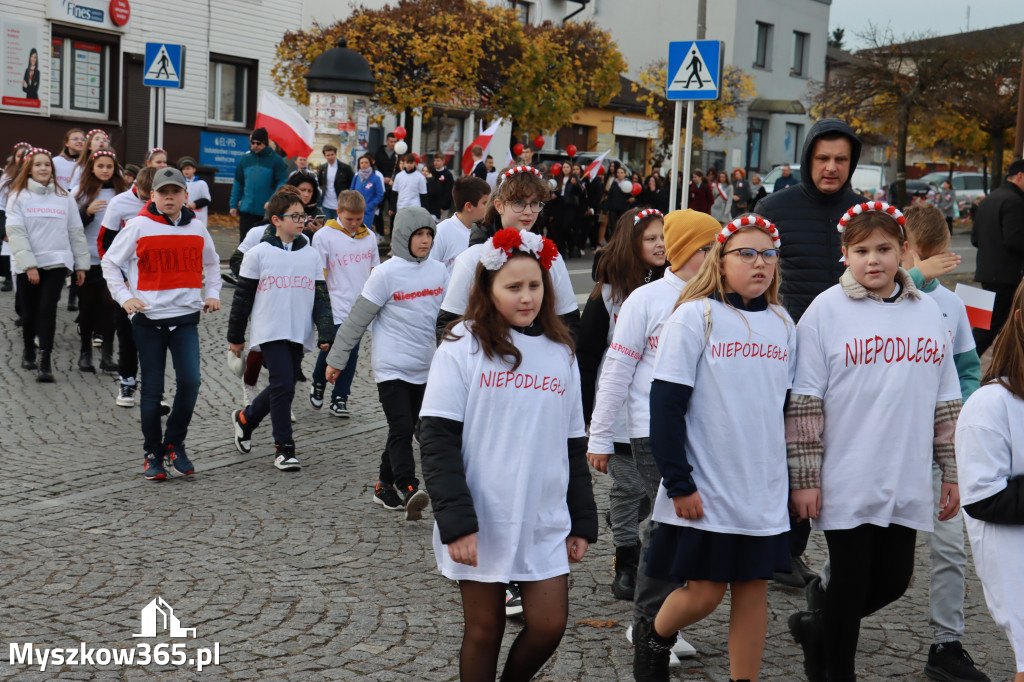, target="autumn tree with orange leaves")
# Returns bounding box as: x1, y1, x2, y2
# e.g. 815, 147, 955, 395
272, 0, 625, 136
